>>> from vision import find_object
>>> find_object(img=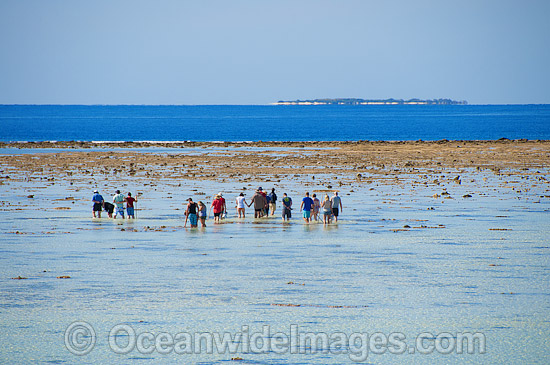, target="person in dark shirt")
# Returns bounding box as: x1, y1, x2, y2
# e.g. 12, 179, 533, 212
126, 192, 137, 219
103, 202, 115, 218
281, 193, 292, 222
268, 188, 278, 216
185, 198, 199, 228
